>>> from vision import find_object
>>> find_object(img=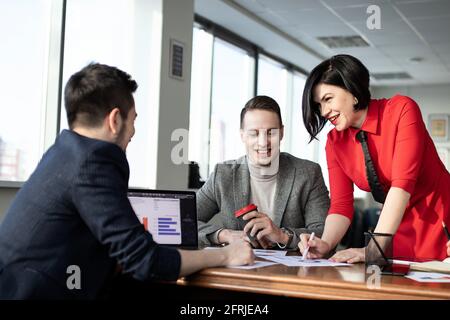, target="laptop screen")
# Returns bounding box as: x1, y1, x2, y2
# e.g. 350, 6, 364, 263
128, 189, 198, 249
